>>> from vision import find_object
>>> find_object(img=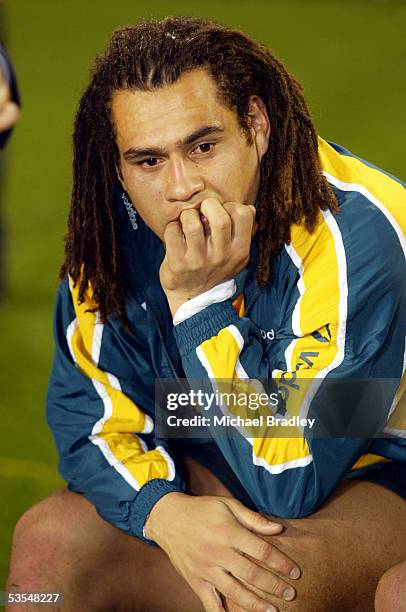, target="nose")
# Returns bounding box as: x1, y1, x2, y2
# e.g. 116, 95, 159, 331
165, 157, 205, 203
